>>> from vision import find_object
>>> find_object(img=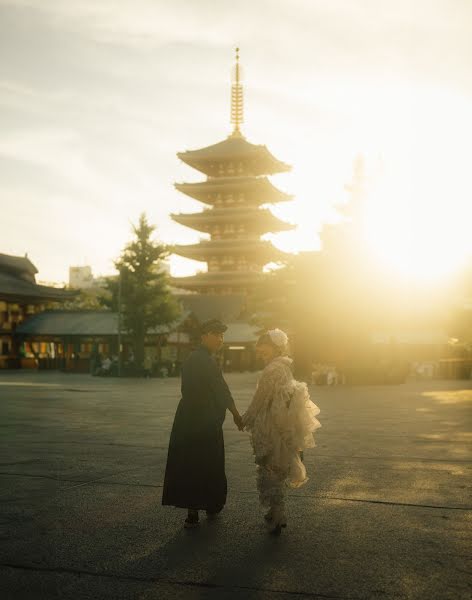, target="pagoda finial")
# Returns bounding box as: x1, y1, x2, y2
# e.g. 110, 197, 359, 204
230, 47, 244, 137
